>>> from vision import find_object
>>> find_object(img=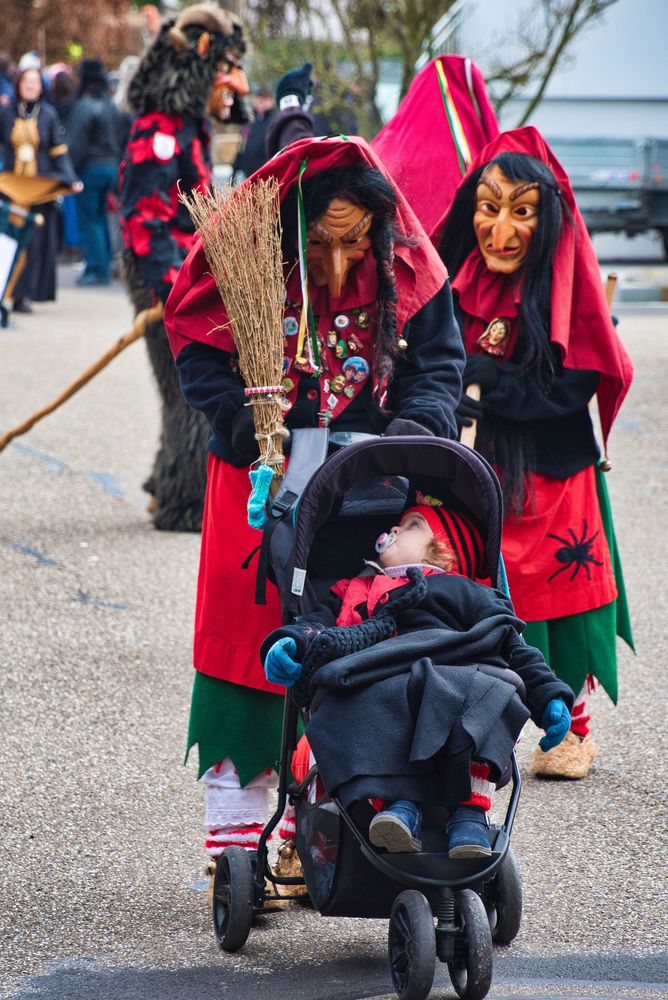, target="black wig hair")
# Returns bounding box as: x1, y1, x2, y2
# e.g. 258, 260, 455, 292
440, 152, 568, 516
440, 151, 566, 377
281, 164, 407, 407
